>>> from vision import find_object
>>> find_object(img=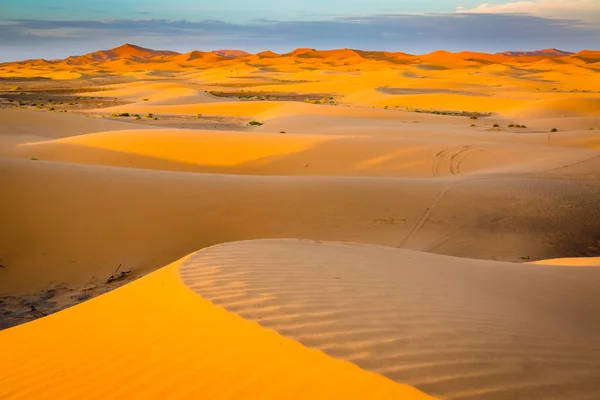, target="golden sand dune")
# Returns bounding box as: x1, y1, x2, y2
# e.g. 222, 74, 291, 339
1, 44, 600, 399
0, 256, 432, 400
180, 239, 600, 400
510, 98, 600, 118
530, 257, 600, 266
8, 128, 600, 177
